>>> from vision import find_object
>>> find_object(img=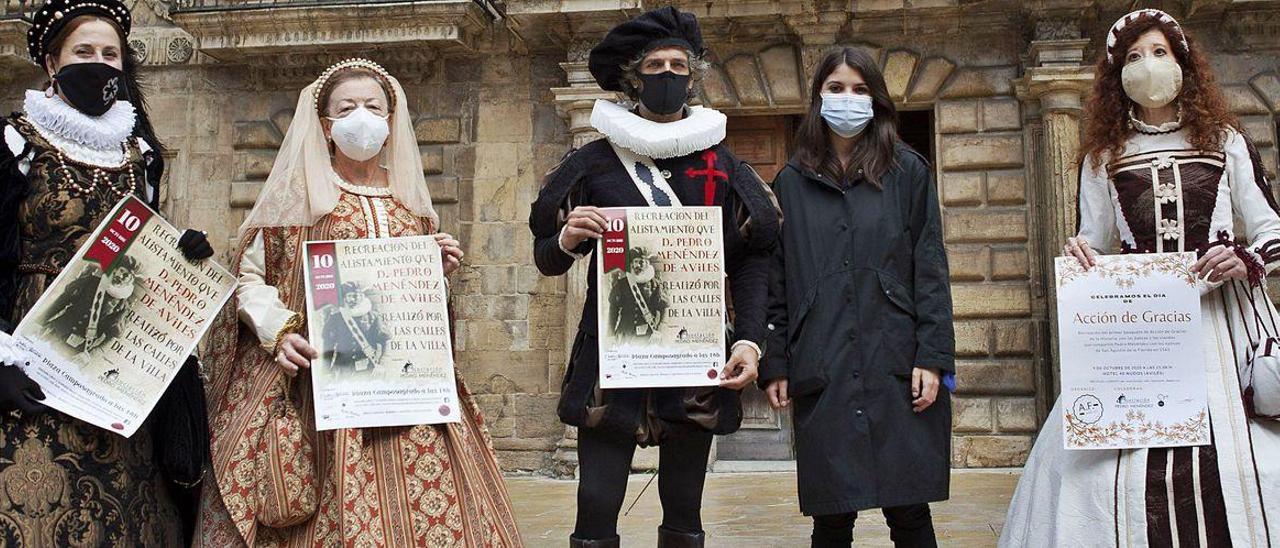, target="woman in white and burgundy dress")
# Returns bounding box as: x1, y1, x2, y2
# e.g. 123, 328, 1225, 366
1001, 9, 1280, 546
